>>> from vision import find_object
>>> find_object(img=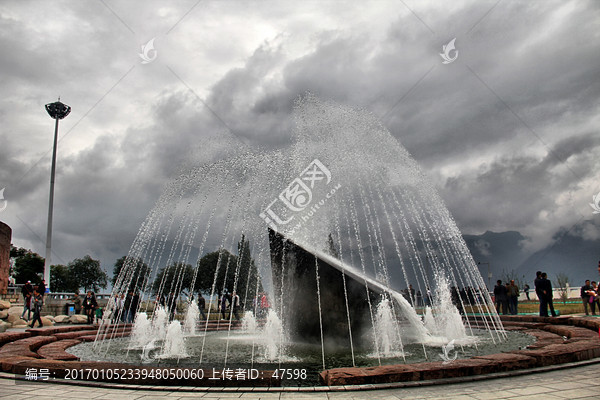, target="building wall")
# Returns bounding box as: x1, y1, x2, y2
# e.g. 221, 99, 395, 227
0, 221, 11, 295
